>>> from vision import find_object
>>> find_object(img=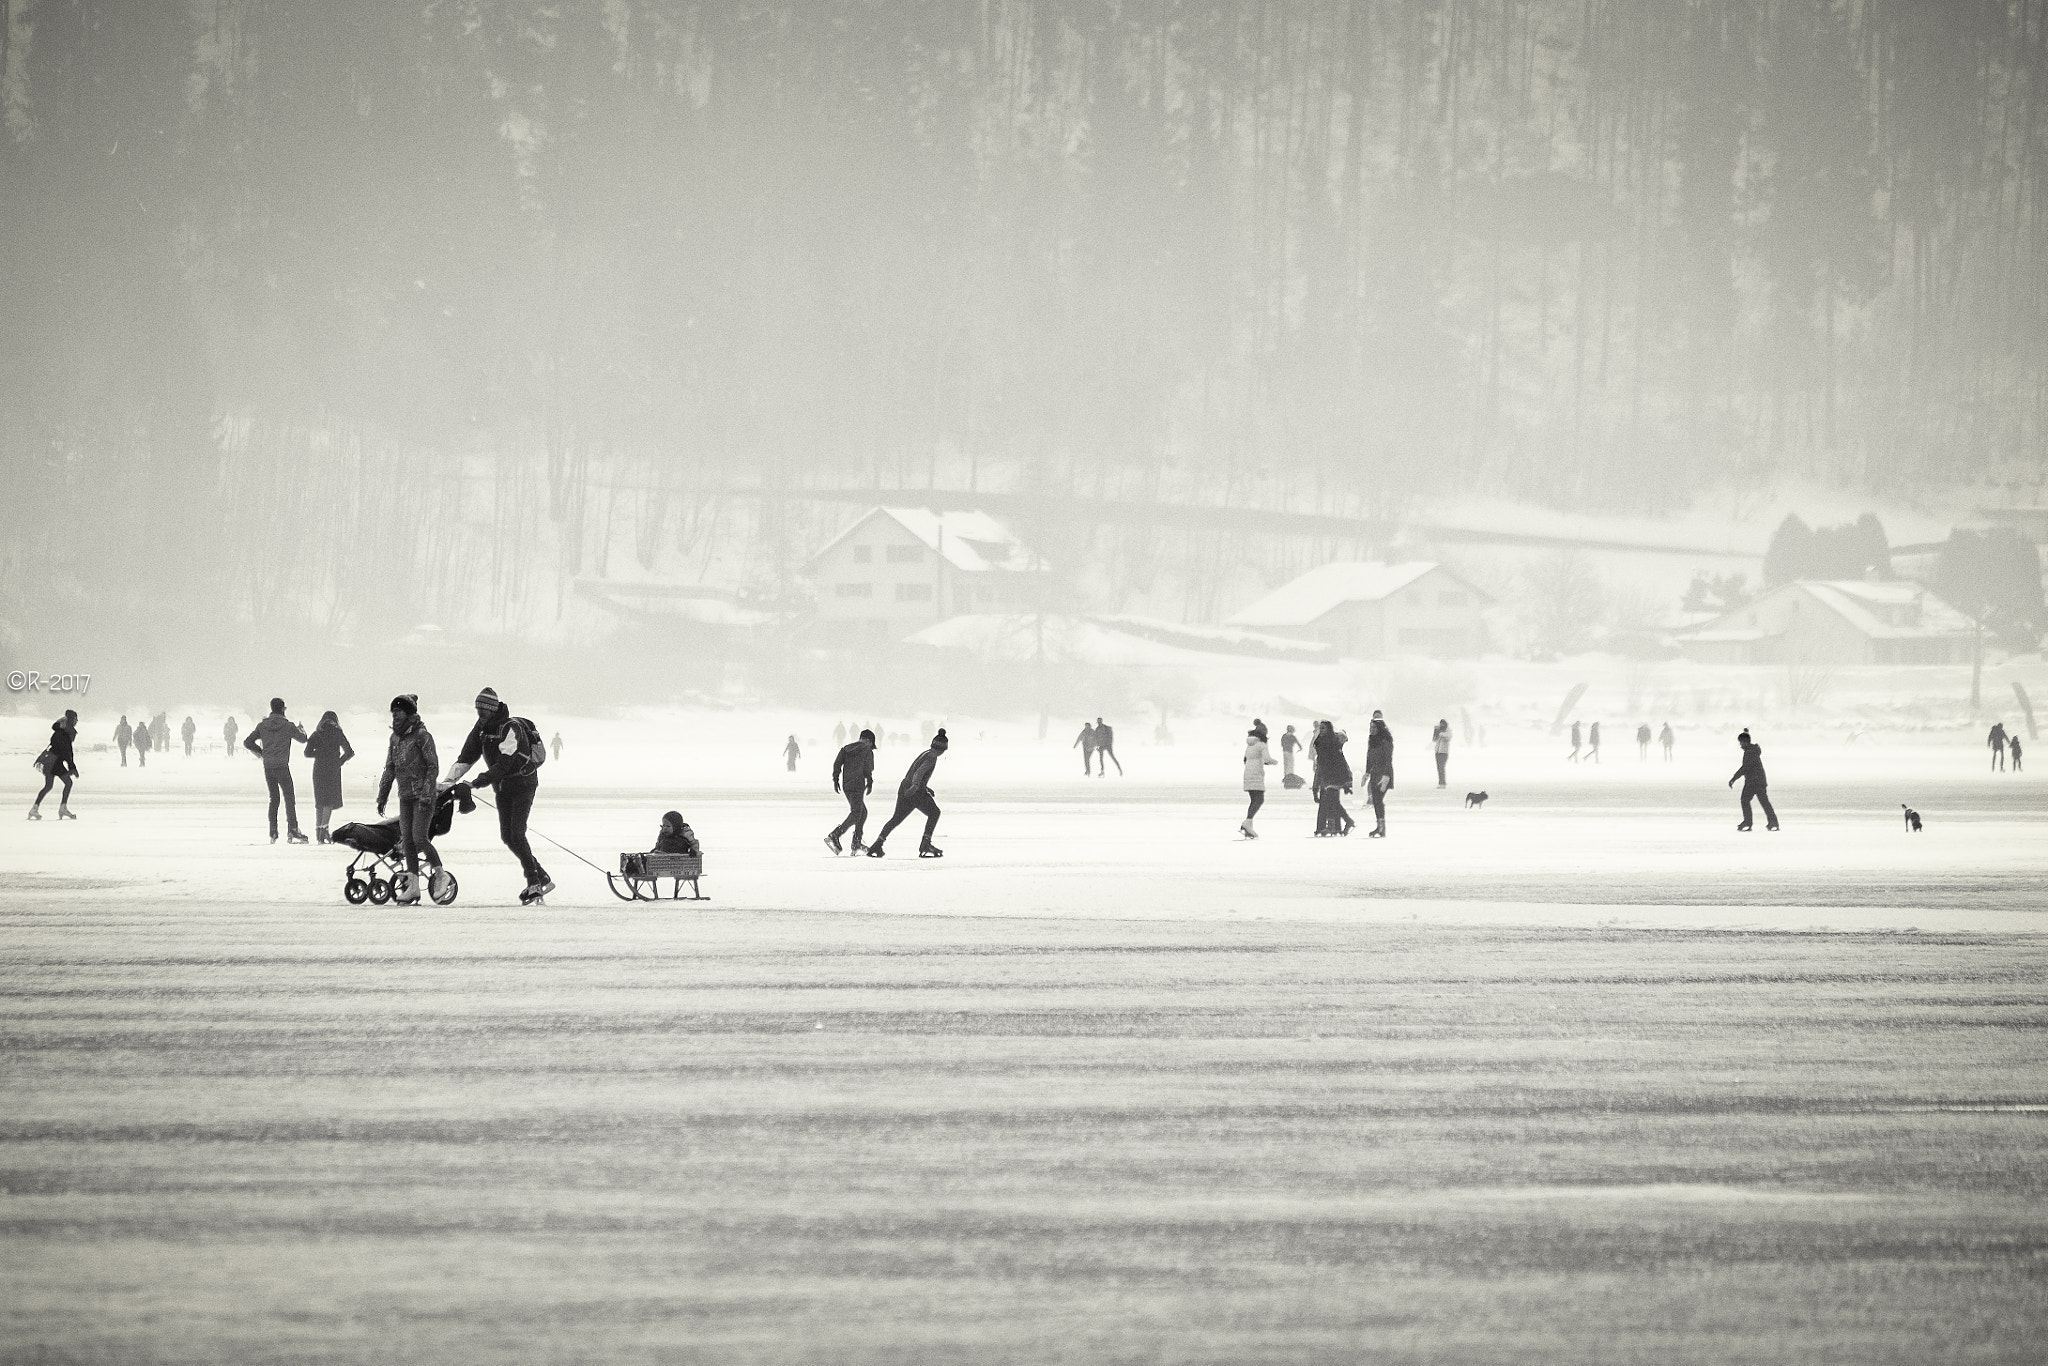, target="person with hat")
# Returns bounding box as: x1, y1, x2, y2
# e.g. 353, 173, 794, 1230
244, 697, 310, 844
28, 710, 81, 820
826, 727, 878, 854
1240, 718, 1276, 839
443, 686, 552, 903
866, 728, 949, 859
376, 694, 441, 902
